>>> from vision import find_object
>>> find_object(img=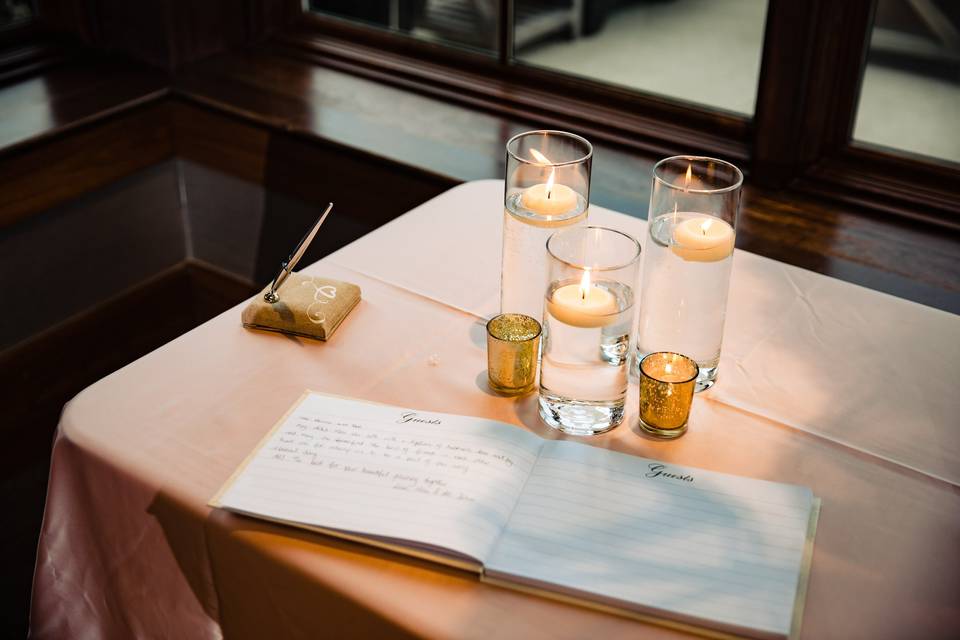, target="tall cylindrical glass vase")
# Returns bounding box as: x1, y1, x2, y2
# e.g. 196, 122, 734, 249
501, 130, 592, 321
540, 226, 640, 436
634, 156, 743, 392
